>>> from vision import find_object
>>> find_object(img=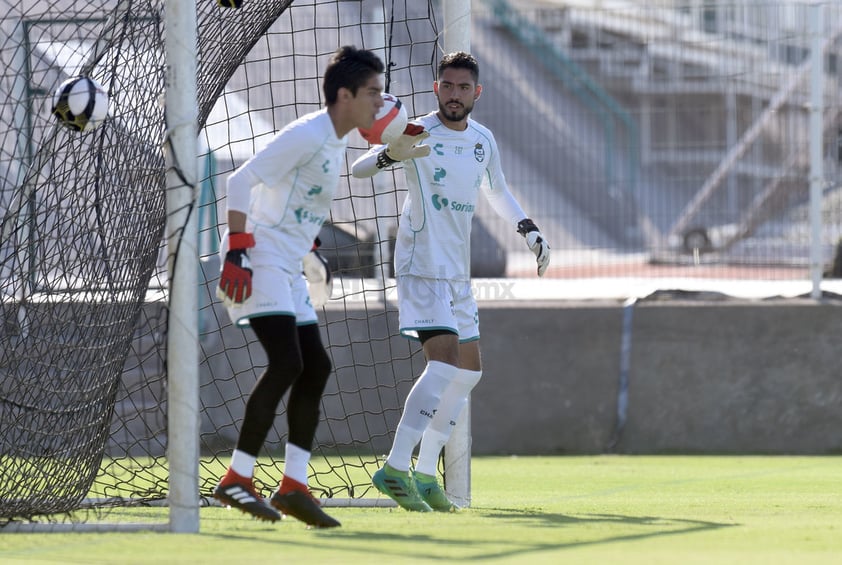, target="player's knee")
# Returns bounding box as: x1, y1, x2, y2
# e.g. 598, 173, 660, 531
310, 347, 332, 381
454, 368, 482, 388
265, 346, 305, 380
292, 353, 331, 402
440, 368, 481, 401
425, 360, 459, 394
405, 361, 457, 415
